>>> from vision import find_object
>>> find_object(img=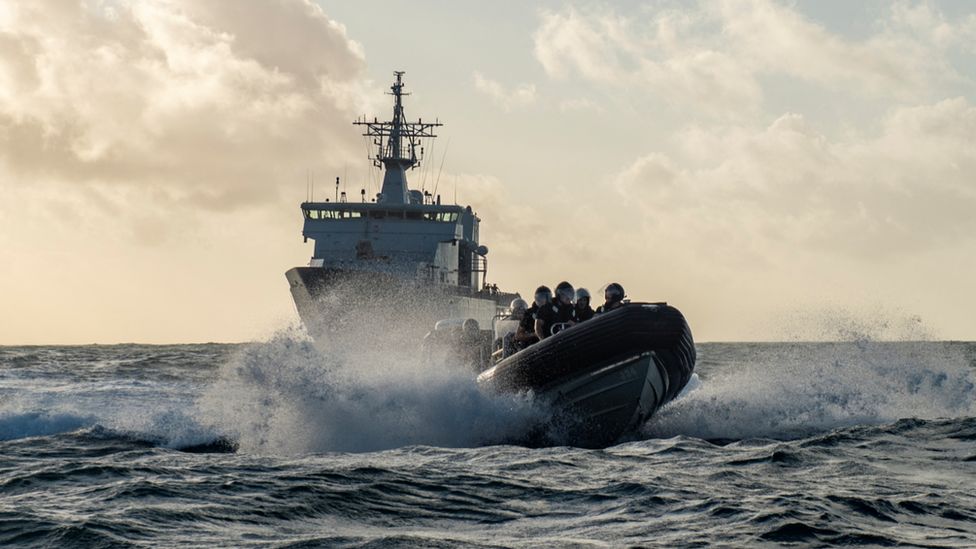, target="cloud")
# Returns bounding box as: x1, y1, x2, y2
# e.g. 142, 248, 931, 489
533, 1, 976, 115
614, 98, 976, 260
558, 97, 602, 112
472, 71, 536, 110
527, 1, 976, 339
0, 0, 369, 215
0, 0, 375, 343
